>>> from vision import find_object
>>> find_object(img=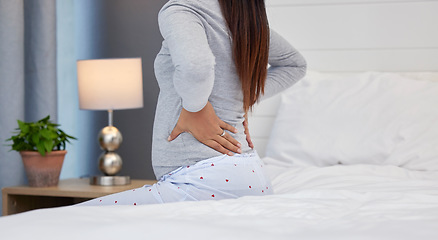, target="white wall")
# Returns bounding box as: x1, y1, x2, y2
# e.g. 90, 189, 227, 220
250, 0, 438, 157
